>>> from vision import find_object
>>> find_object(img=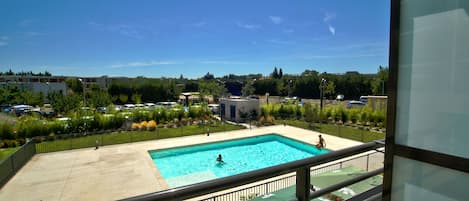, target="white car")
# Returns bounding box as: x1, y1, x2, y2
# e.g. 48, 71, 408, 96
336, 94, 344, 101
